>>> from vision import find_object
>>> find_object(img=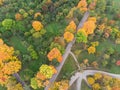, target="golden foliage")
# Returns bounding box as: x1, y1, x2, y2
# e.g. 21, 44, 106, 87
94, 73, 102, 80
7, 83, 23, 90
92, 83, 101, 90
112, 86, 120, 90
83, 59, 88, 64
82, 20, 96, 35
43, 80, 49, 86
49, 80, 69, 90
87, 46, 96, 54
47, 48, 63, 62
78, 17, 96, 35
0, 73, 9, 85
87, 73, 120, 90
31, 65, 57, 89
0, 39, 14, 62
2, 60, 21, 75
64, 31, 74, 42
0, 39, 21, 85
0, 0, 4, 6
78, 28, 88, 36
88, 17, 97, 23
32, 21, 43, 31
65, 21, 76, 33
15, 13, 23, 21
77, 0, 88, 12
36, 72, 46, 81
34, 12, 41, 19
6, 78, 23, 90
87, 77, 95, 85
39, 64, 54, 79
91, 61, 98, 68
98, 23, 105, 31
50, 65, 57, 74
91, 41, 99, 47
